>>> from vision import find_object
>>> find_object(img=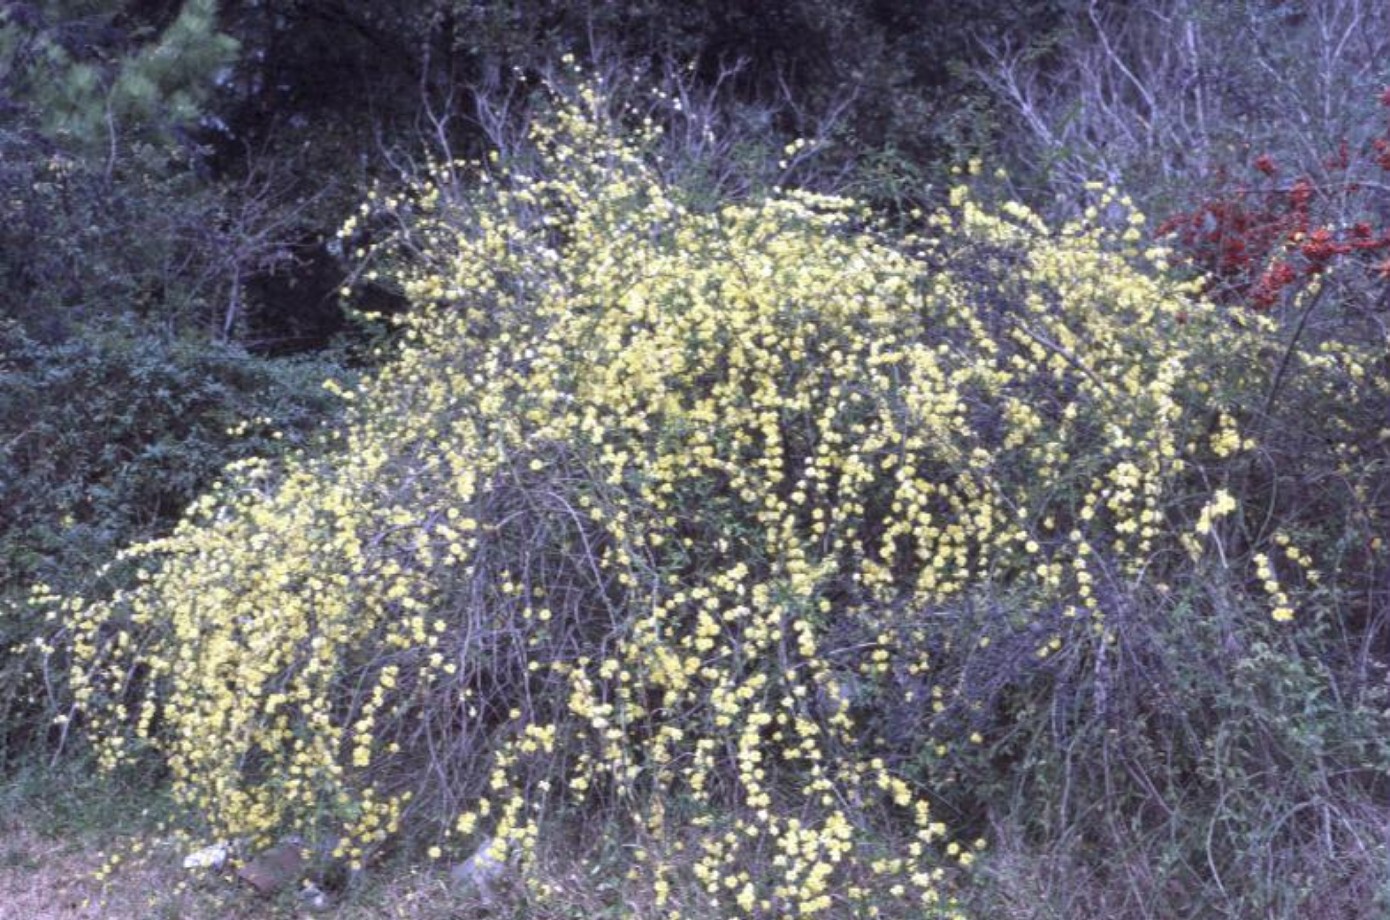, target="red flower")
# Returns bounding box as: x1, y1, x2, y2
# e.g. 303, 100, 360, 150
1375, 138, 1390, 171
1254, 154, 1277, 176
1380, 86, 1390, 108
1300, 227, 1337, 264
1268, 261, 1297, 286
1289, 178, 1314, 209
1251, 260, 1298, 308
